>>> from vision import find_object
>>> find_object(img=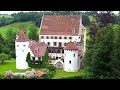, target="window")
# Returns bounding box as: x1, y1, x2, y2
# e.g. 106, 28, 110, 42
57, 50, 61, 53
73, 54, 75, 57
64, 37, 67, 39
56, 57, 58, 59
54, 42, 57, 46
59, 42, 62, 47
55, 36, 57, 39
41, 36, 44, 39
69, 37, 72, 39
69, 60, 71, 64
48, 42, 50, 45
23, 45, 26, 47
62, 50, 64, 54
59, 37, 62, 39
46, 36, 49, 39
32, 57, 35, 60
38, 57, 41, 60
22, 50, 24, 52
17, 45, 19, 47
51, 36, 53, 39
49, 49, 51, 53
